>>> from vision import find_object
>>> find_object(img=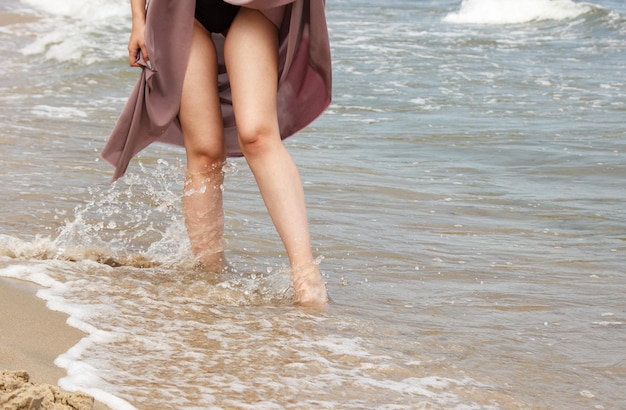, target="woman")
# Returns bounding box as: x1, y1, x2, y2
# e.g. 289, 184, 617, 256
102, 0, 332, 308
